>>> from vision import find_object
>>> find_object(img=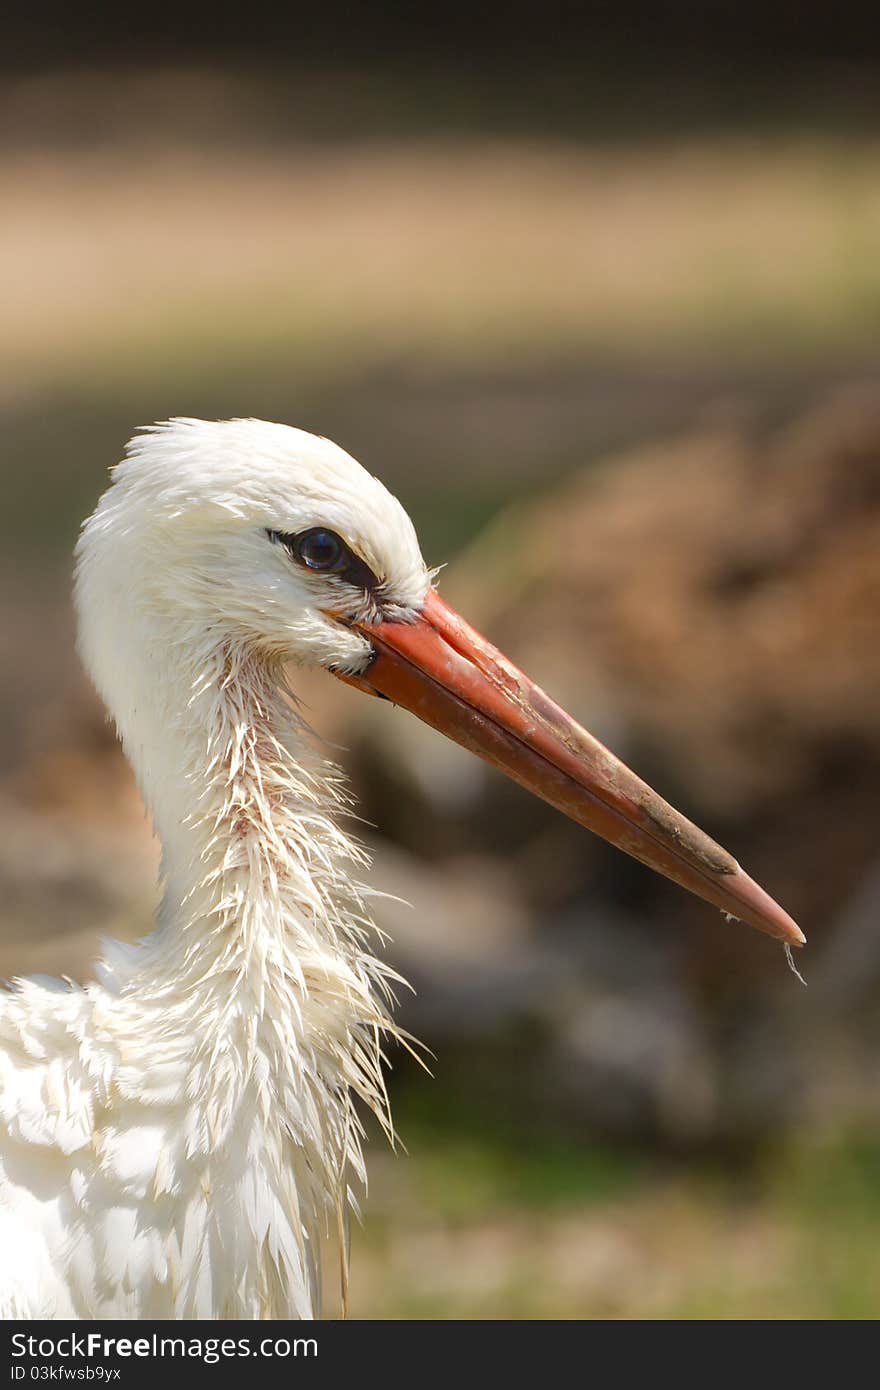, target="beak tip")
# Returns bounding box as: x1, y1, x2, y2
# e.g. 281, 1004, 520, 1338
727, 866, 805, 948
